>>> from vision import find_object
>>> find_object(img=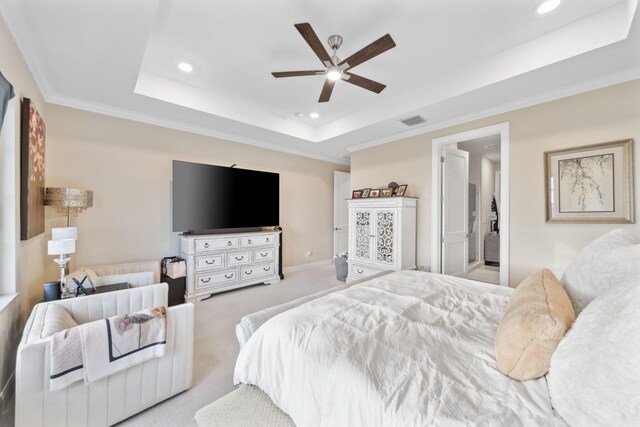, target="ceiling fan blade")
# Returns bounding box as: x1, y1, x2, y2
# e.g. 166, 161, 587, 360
318, 79, 335, 103
338, 34, 396, 70
342, 72, 386, 93
294, 23, 333, 66
272, 71, 324, 78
